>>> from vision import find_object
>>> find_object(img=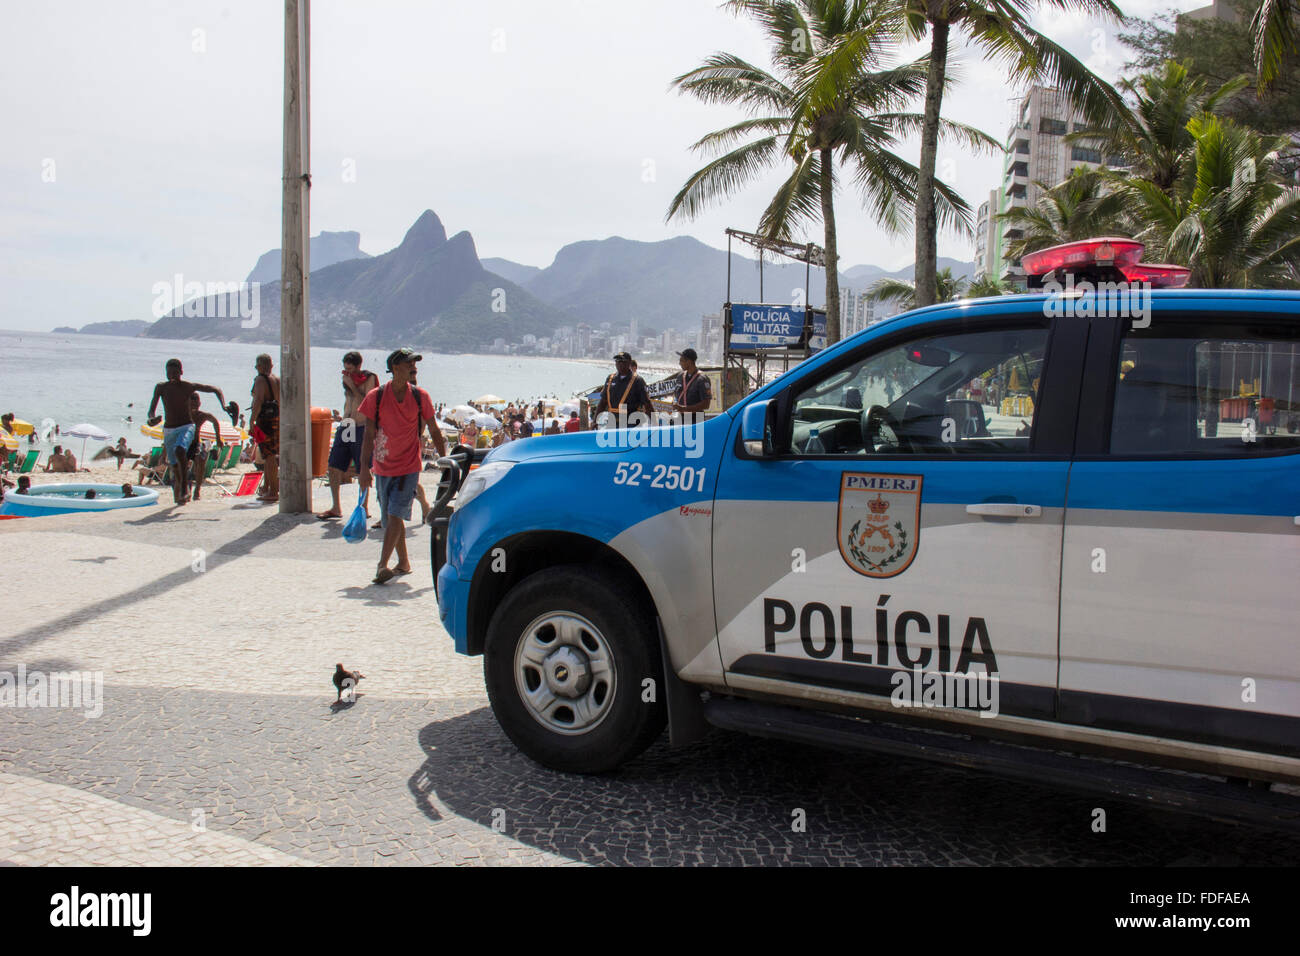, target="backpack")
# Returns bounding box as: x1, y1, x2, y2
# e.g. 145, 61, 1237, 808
372, 383, 428, 443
